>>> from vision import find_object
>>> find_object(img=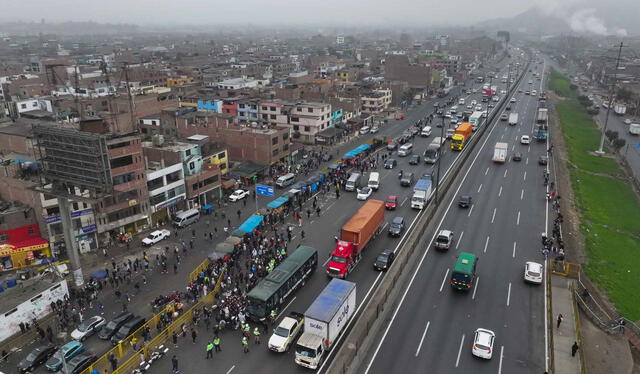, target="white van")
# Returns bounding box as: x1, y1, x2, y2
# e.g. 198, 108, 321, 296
172, 209, 200, 228
421, 126, 432, 137
458, 98, 465, 105
368, 172, 380, 190
276, 173, 296, 188
360, 126, 370, 135
345, 173, 362, 192
398, 143, 413, 157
